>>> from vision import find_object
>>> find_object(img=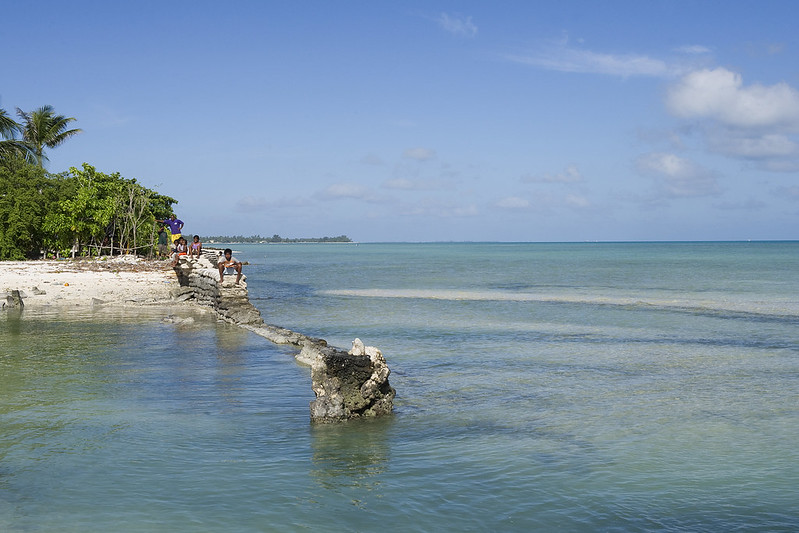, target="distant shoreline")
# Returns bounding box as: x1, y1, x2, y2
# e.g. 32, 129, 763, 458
205, 239, 796, 245
201, 235, 352, 244
205, 241, 359, 245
